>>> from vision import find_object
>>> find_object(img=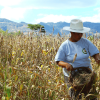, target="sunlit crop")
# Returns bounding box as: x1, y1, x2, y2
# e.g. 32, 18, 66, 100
0, 31, 100, 100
